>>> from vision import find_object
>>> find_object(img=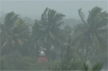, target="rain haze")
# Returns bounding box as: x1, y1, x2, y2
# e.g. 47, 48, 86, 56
0, 0, 108, 70
0, 0, 107, 20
